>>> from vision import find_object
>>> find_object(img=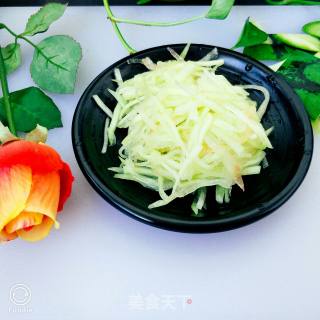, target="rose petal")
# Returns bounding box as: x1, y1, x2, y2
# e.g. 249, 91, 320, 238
58, 162, 74, 212
25, 171, 60, 226
5, 212, 43, 234
0, 140, 64, 174
0, 165, 32, 232
0, 229, 18, 243
17, 216, 54, 242
0, 122, 18, 144
25, 124, 48, 143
